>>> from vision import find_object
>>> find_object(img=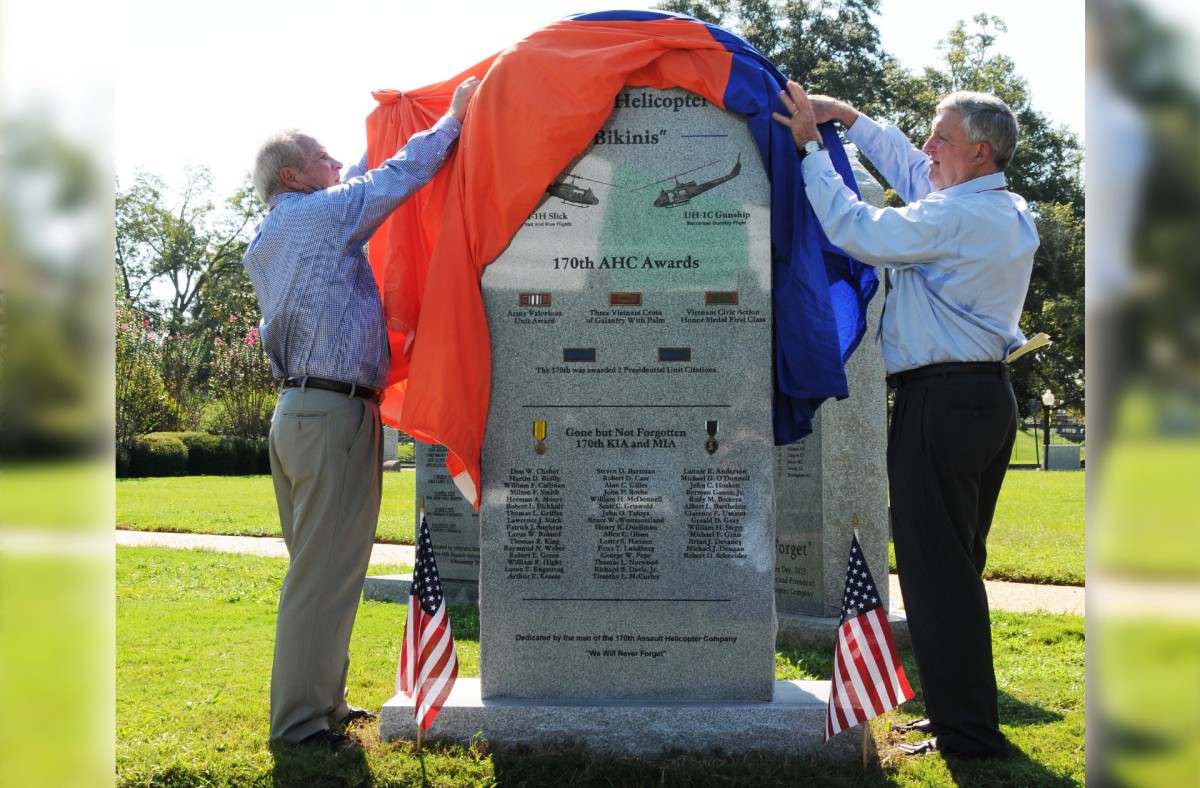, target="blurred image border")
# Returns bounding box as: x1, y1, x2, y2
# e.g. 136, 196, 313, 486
1, 2, 116, 786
